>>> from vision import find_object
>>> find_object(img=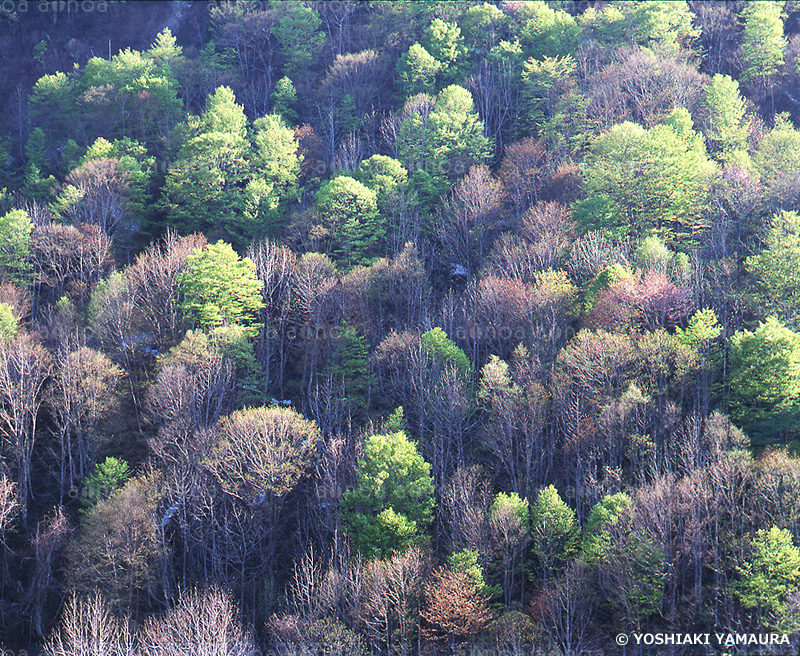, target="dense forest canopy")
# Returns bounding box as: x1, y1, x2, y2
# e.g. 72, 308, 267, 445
2, 1, 800, 654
